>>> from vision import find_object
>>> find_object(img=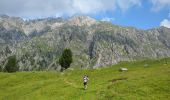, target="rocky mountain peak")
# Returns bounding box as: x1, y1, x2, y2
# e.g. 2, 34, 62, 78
68, 16, 96, 26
